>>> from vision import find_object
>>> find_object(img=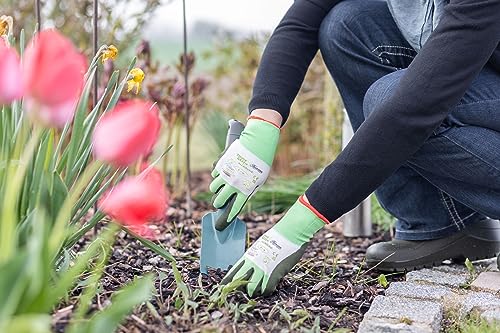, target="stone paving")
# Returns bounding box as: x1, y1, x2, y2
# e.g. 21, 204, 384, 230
358, 259, 500, 333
